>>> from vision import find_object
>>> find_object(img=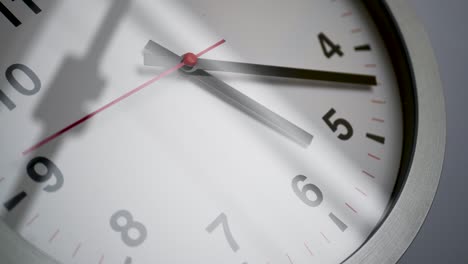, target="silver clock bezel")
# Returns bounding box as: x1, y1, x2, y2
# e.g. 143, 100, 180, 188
0, 0, 446, 263
345, 0, 445, 263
